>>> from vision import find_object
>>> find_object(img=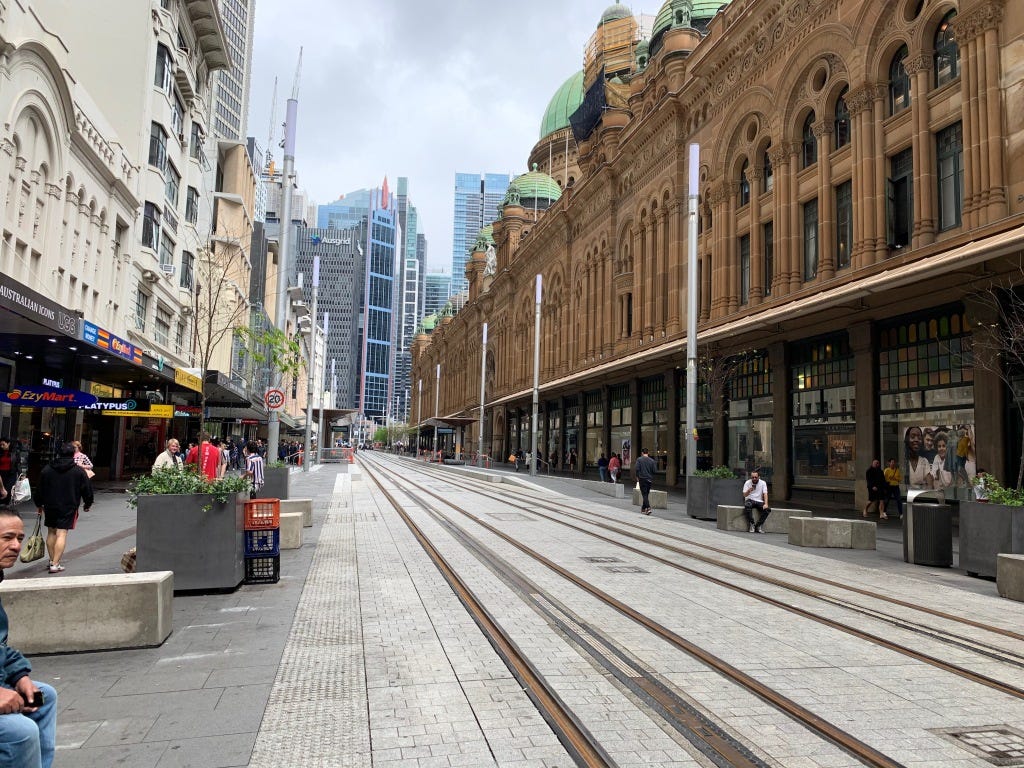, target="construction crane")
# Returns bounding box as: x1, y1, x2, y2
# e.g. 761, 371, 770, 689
265, 77, 278, 175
